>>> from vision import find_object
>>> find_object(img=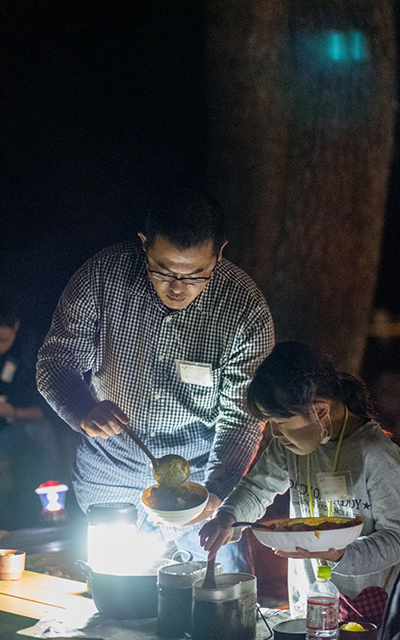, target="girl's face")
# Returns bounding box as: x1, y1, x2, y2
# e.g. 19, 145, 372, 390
261, 407, 325, 455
